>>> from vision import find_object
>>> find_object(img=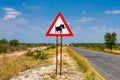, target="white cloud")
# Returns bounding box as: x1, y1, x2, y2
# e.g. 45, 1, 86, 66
105, 10, 120, 14
87, 25, 120, 34
22, 3, 40, 9
3, 8, 14, 11
75, 17, 94, 23
3, 7, 22, 20
103, 27, 120, 32
4, 15, 16, 20
90, 25, 120, 33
